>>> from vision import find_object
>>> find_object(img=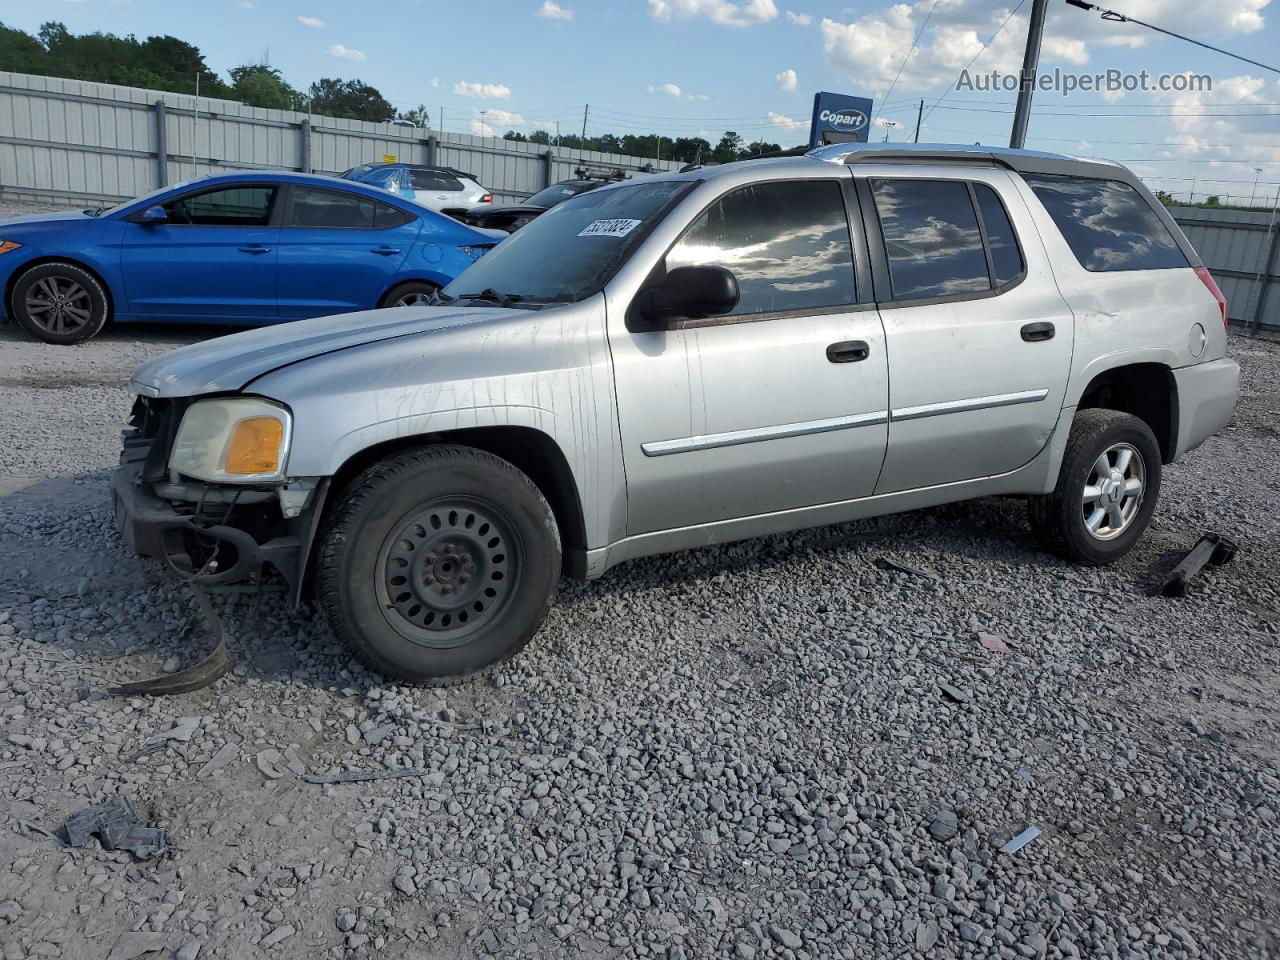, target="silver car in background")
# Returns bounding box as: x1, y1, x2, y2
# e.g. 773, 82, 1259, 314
115, 142, 1239, 684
